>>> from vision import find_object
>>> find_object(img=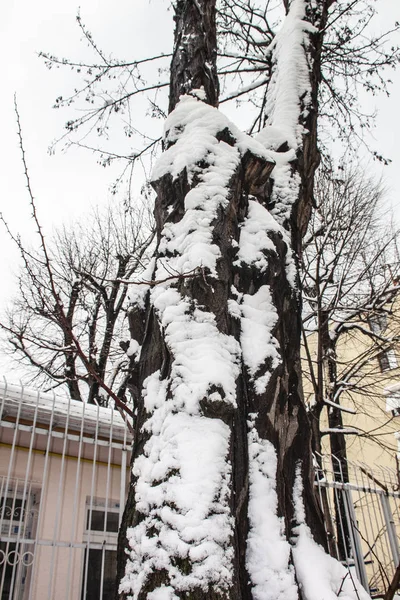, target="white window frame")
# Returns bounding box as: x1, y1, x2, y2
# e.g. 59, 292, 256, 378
80, 497, 120, 600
